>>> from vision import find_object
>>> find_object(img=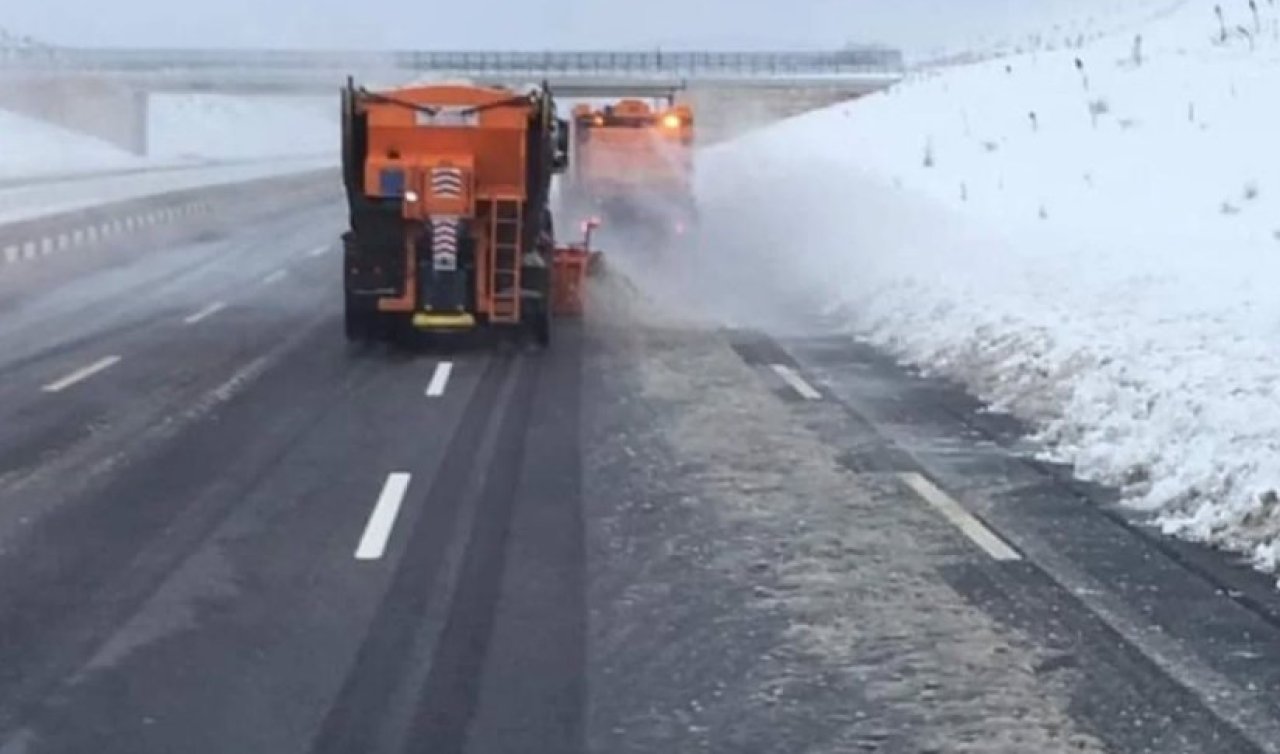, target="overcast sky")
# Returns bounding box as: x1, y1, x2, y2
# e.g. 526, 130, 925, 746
0, 0, 1145, 54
